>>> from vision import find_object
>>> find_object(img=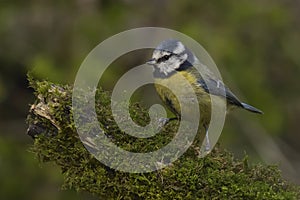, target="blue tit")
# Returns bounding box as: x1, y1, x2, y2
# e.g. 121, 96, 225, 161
147, 39, 263, 151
